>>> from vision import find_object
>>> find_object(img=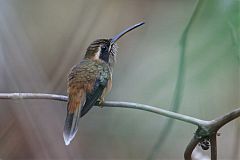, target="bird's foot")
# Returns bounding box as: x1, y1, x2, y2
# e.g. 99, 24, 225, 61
96, 98, 104, 108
